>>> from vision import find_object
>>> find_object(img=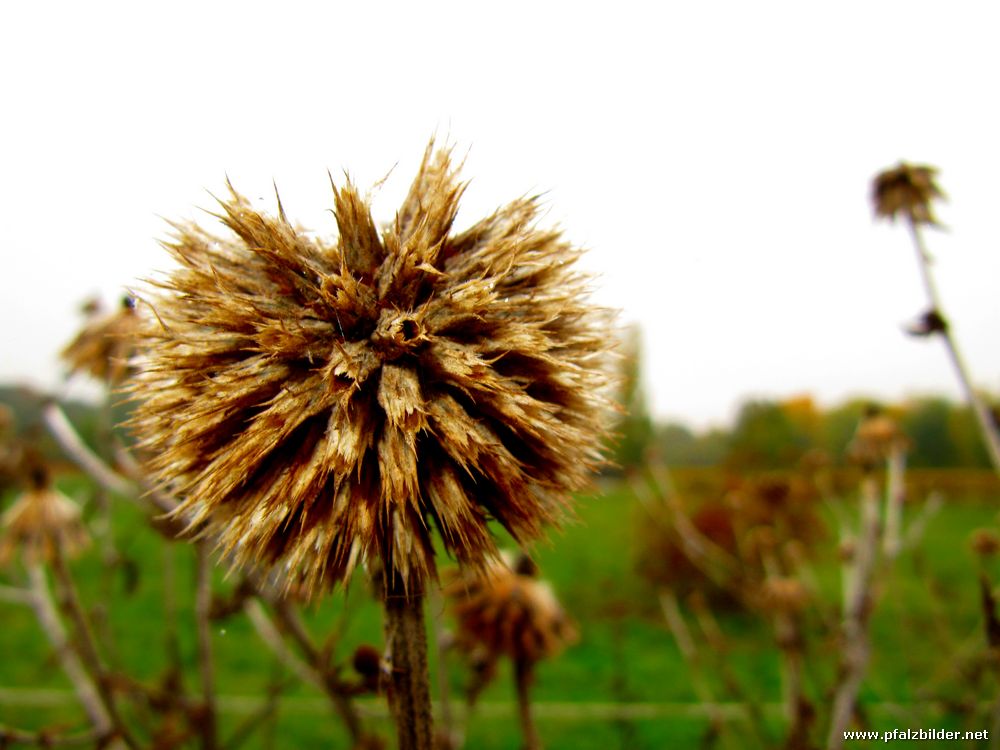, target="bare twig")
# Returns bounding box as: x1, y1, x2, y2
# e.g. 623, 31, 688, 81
882, 446, 906, 560
42, 403, 134, 497
827, 474, 881, 749
0, 723, 102, 747
48, 548, 137, 749
243, 599, 320, 688
513, 658, 541, 750
25, 564, 117, 745
266, 595, 369, 745
907, 221, 1000, 474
